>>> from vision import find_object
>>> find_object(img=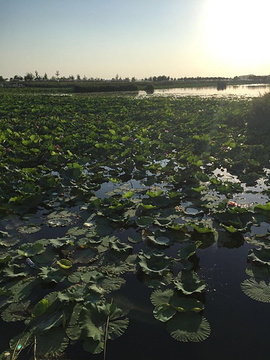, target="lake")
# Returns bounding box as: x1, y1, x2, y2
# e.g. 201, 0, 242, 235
137, 84, 270, 98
